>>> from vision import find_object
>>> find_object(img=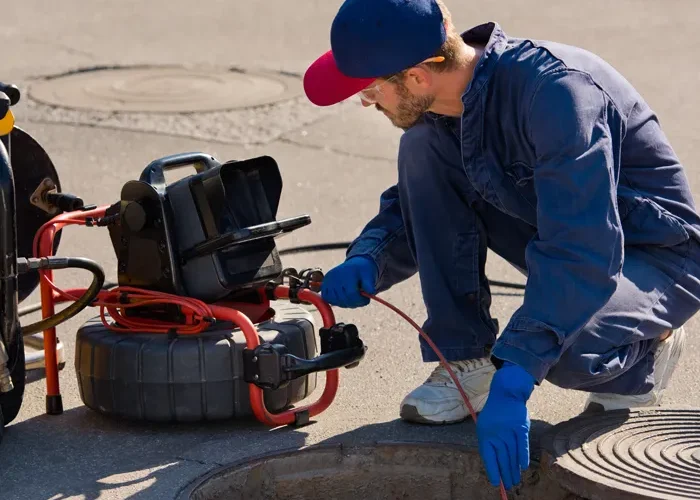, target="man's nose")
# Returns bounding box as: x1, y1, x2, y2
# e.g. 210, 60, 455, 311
361, 98, 373, 107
